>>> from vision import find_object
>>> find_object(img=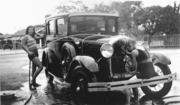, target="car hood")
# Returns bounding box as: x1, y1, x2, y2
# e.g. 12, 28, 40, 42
71, 34, 130, 45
